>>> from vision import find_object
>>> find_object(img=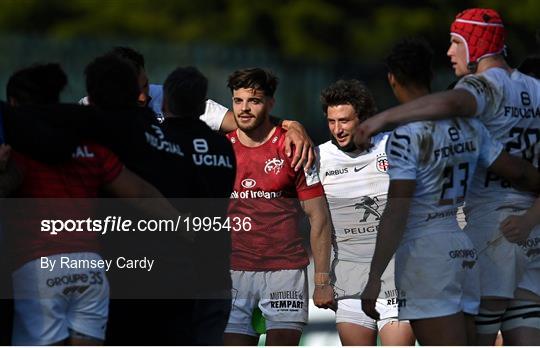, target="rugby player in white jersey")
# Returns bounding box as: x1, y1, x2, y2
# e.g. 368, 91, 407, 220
315, 79, 415, 345
361, 101, 519, 346
357, 8, 540, 345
